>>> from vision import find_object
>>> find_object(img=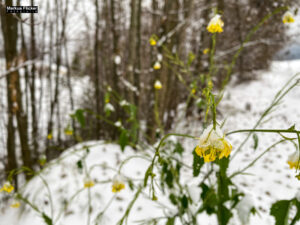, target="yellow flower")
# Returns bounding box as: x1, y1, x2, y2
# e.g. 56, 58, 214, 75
112, 175, 125, 193
149, 37, 157, 46
207, 14, 224, 33
153, 61, 161, 70
47, 133, 53, 140
154, 80, 162, 90
64, 129, 73, 136
282, 11, 295, 24
203, 48, 210, 55
0, 182, 14, 193
84, 180, 95, 188
287, 151, 299, 169
191, 88, 196, 94
10, 201, 20, 208
195, 124, 232, 163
